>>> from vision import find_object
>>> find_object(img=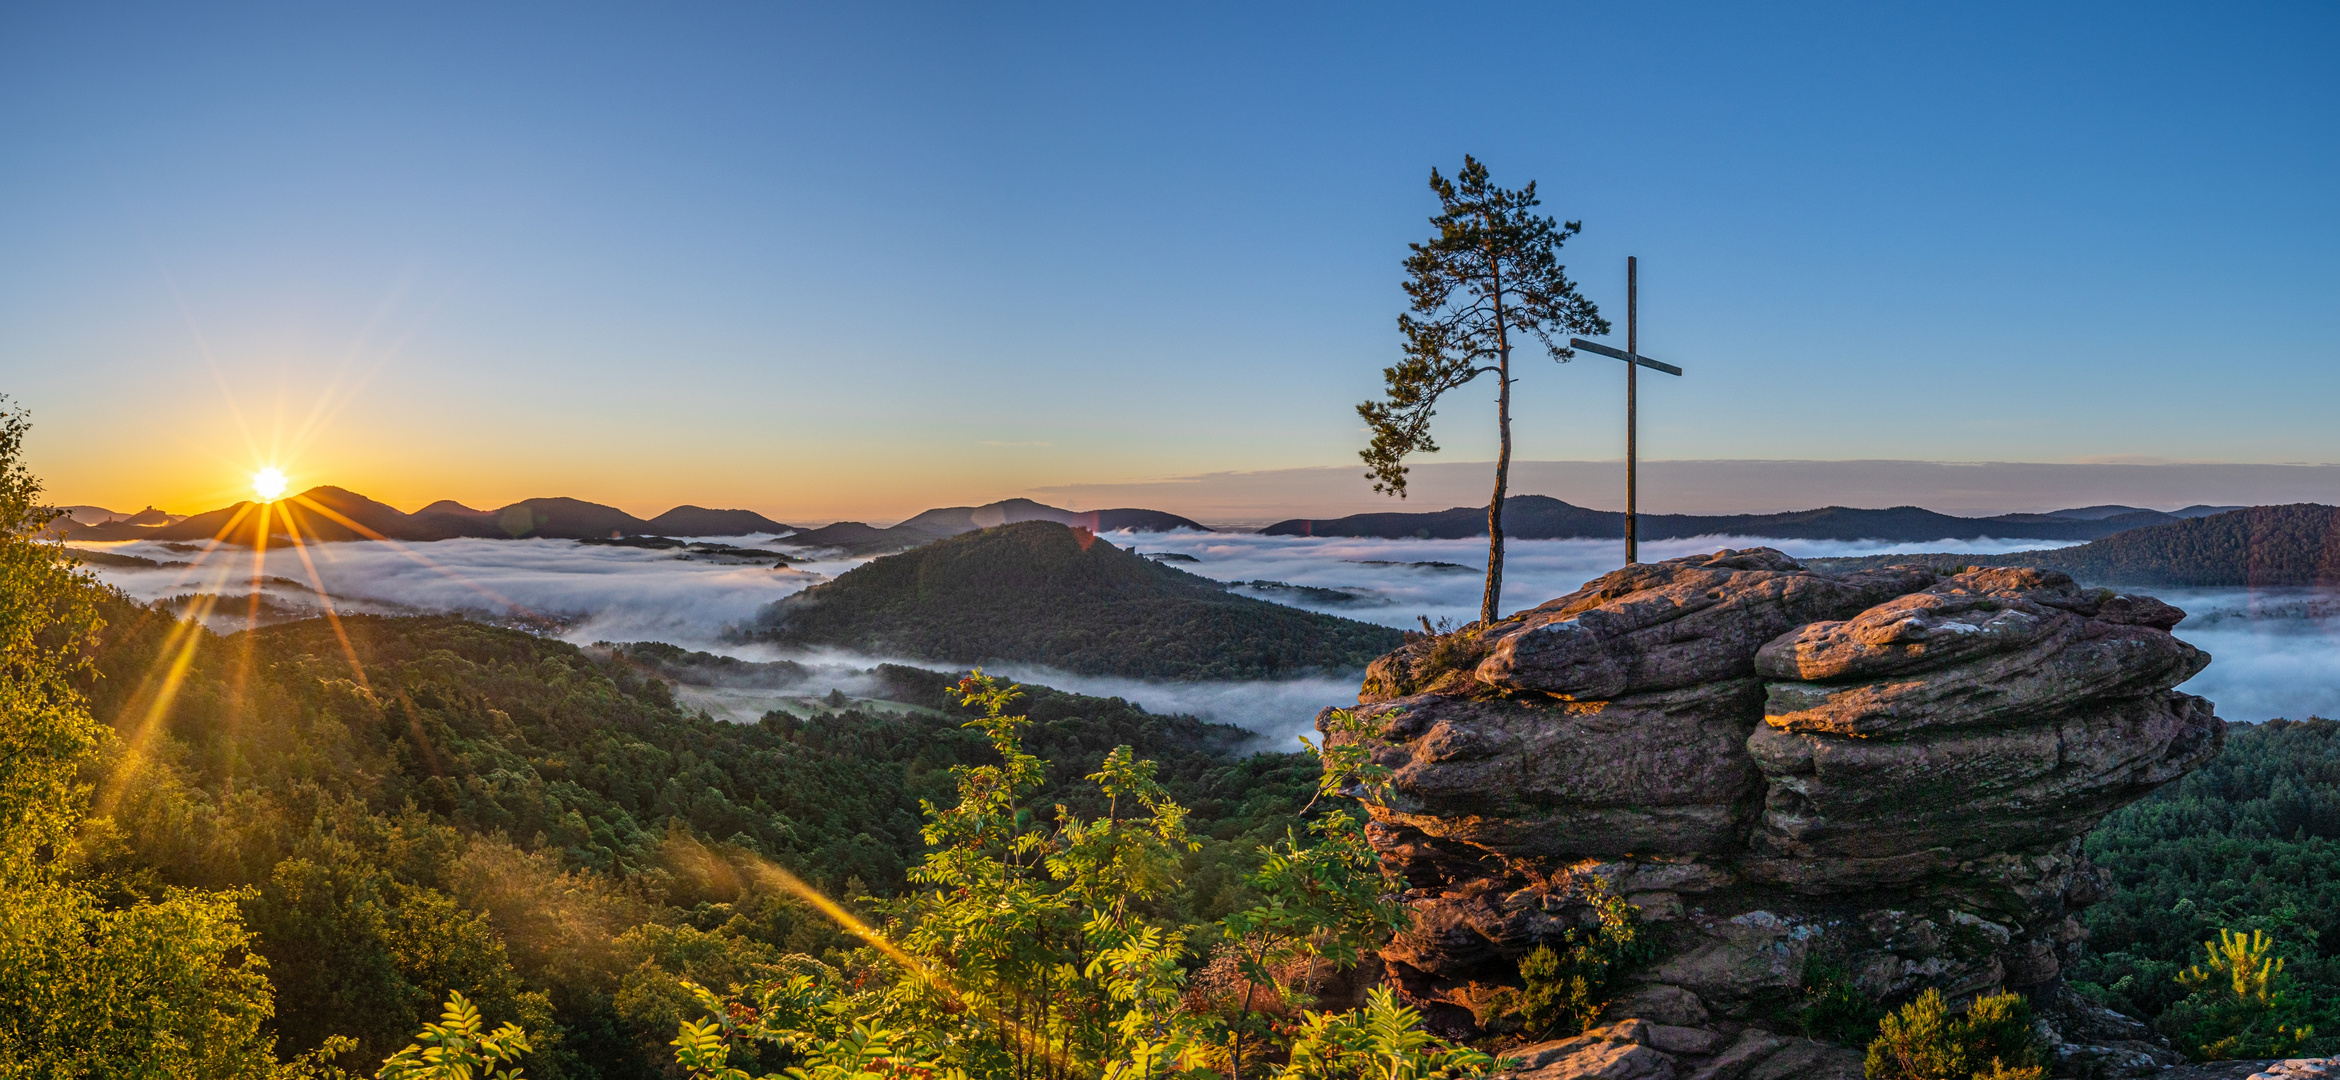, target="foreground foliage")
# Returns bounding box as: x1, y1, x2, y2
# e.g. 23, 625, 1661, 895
0, 400, 291, 1078
2160, 928, 2317, 1061
1482, 878, 1650, 1040
379, 992, 533, 1080
1862, 989, 2044, 1080
662, 690, 1484, 1080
